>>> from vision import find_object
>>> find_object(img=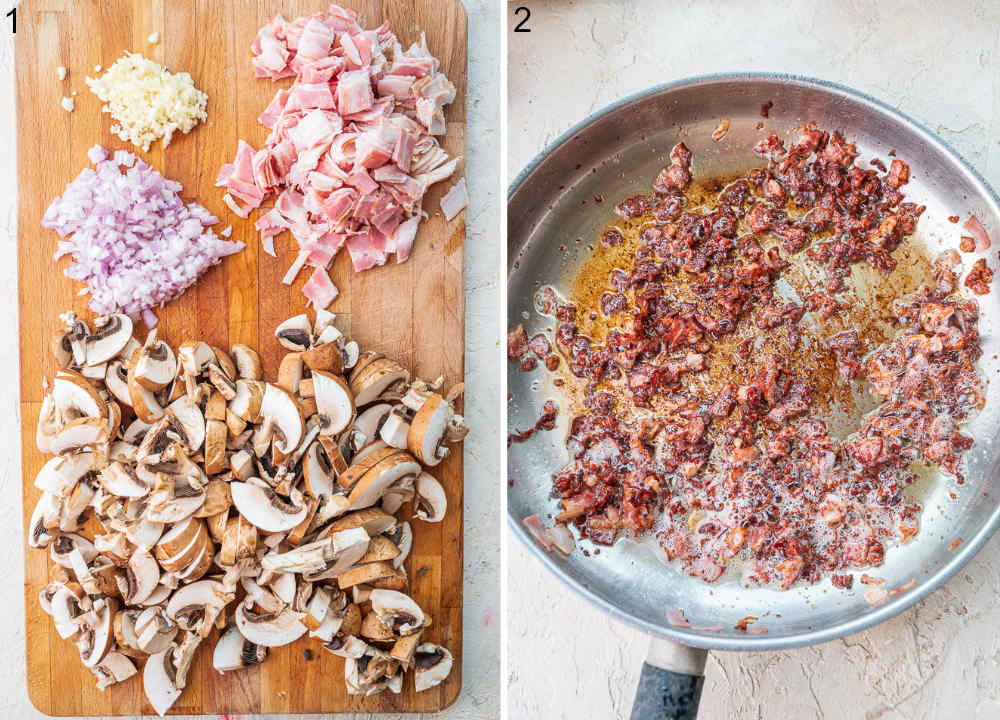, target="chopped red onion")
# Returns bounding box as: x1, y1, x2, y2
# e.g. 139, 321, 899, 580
42, 148, 244, 323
